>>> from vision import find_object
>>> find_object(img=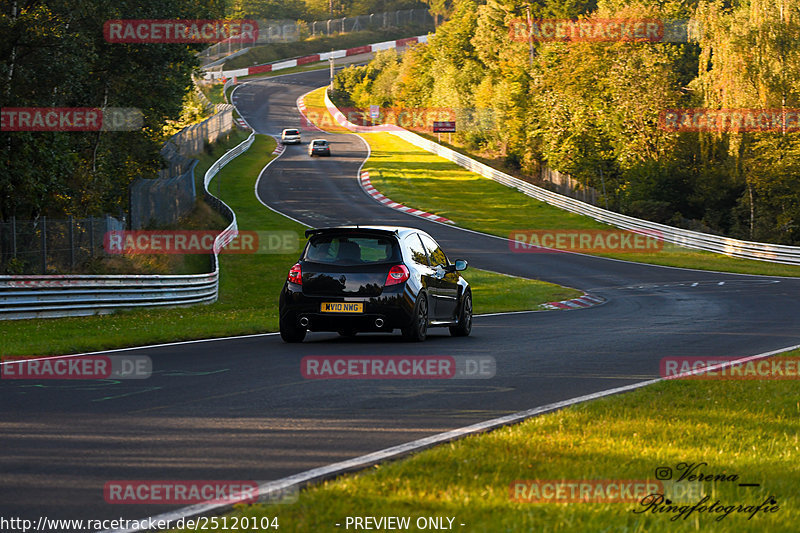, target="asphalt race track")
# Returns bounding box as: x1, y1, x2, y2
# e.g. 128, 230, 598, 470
2, 69, 799, 526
